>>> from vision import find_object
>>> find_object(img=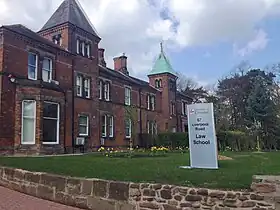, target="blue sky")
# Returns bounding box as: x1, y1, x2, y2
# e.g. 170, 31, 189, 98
167, 16, 280, 86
